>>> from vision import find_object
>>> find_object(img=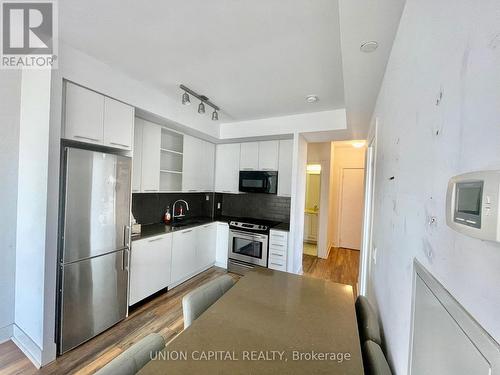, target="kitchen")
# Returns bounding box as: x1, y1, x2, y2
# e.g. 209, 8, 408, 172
57, 81, 294, 354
